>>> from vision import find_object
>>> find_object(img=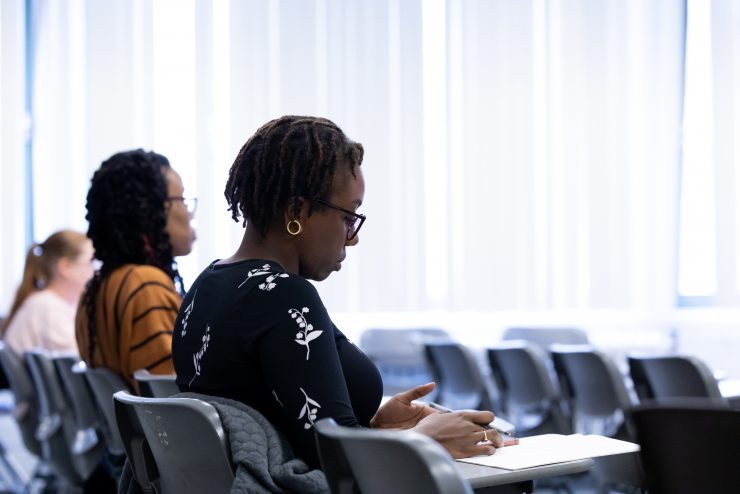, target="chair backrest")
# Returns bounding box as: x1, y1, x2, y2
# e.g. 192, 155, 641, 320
0, 342, 42, 457
627, 354, 724, 402
503, 327, 589, 354
133, 369, 179, 398
424, 342, 492, 410
83, 366, 130, 456
550, 345, 633, 438
359, 328, 450, 396
53, 357, 101, 455
314, 418, 473, 494
25, 350, 104, 485
487, 341, 570, 435
314, 419, 358, 494
630, 403, 740, 494
113, 391, 234, 494
112, 390, 159, 492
